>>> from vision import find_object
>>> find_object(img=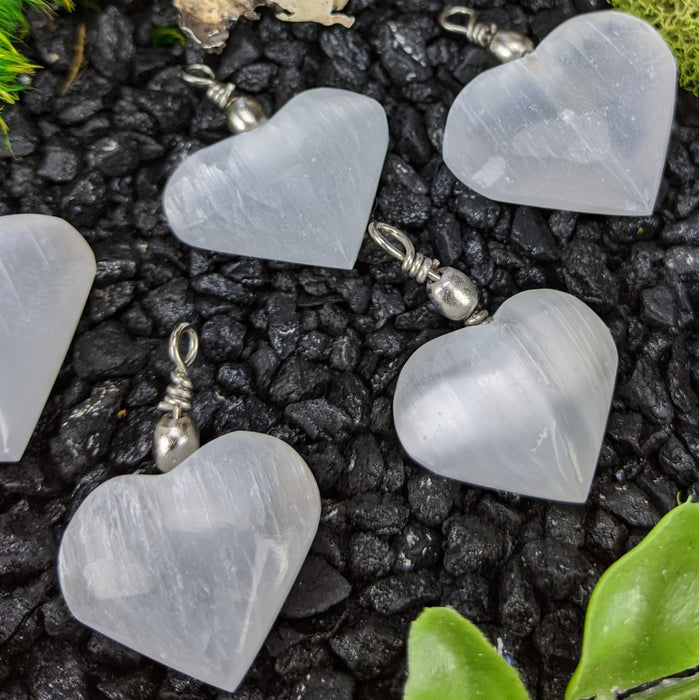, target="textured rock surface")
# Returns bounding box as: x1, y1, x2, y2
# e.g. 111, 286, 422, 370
0, 1, 697, 697
164, 88, 389, 269
394, 290, 618, 502
0, 214, 95, 462
58, 432, 320, 692
443, 11, 676, 216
